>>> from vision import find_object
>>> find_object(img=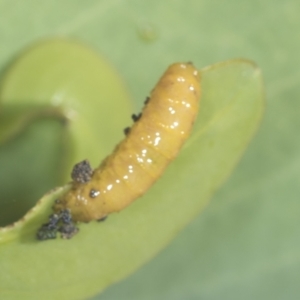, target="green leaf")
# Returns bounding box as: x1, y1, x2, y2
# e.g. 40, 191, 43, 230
0, 39, 132, 225
4, 1, 296, 299
0, 41, 264, 300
